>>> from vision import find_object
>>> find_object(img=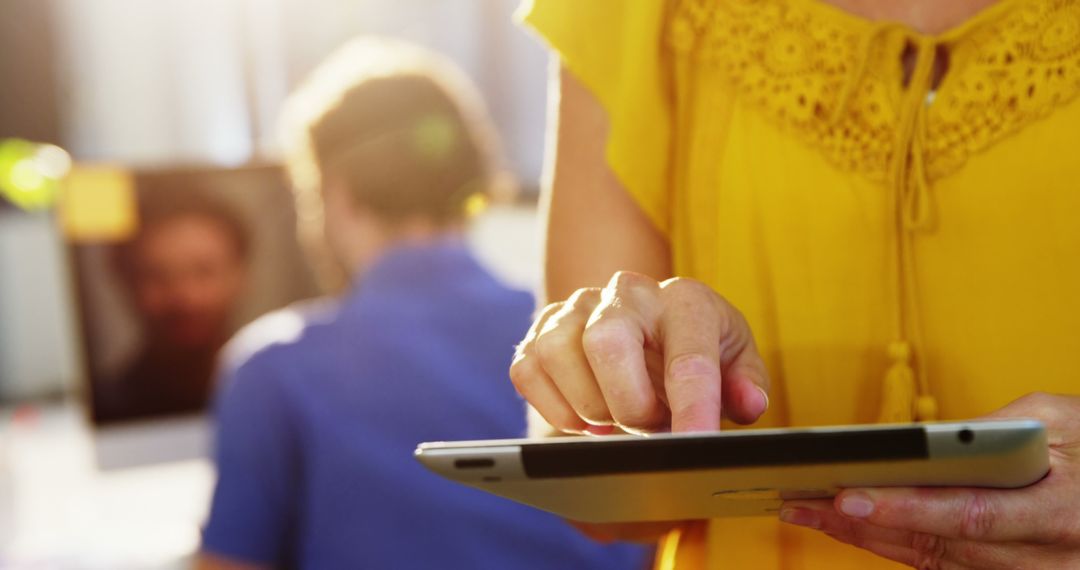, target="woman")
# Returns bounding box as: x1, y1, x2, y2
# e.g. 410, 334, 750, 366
511, 0, 1080, 568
